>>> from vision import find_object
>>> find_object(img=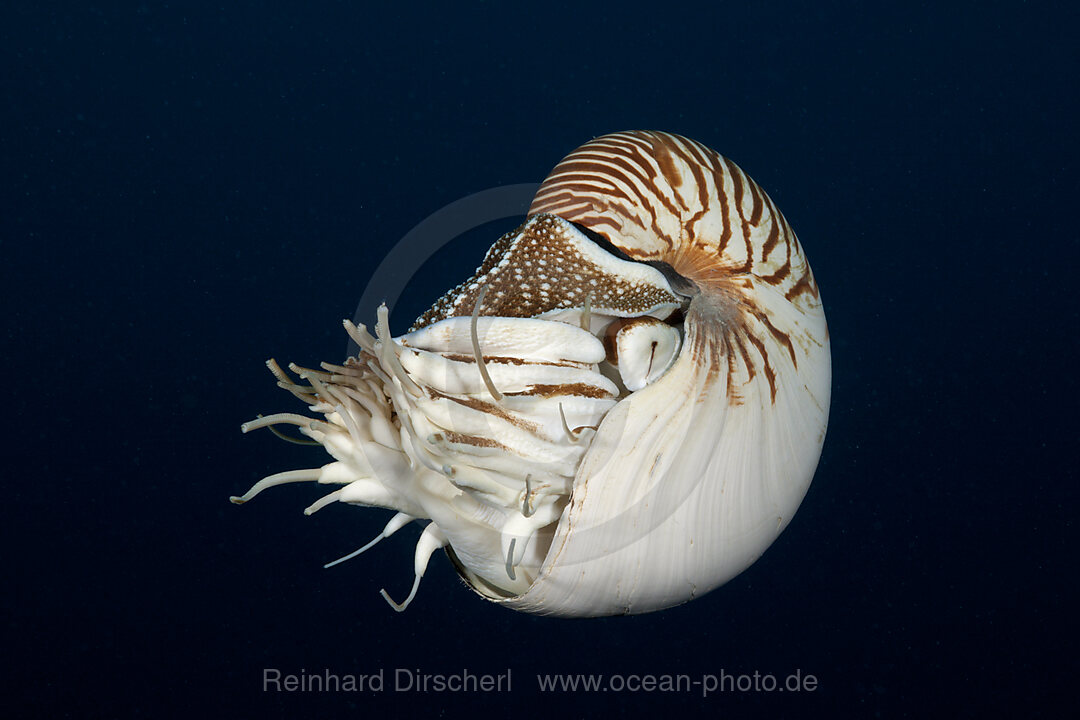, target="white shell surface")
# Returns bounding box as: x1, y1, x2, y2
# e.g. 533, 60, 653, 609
496, 290, 830, 615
